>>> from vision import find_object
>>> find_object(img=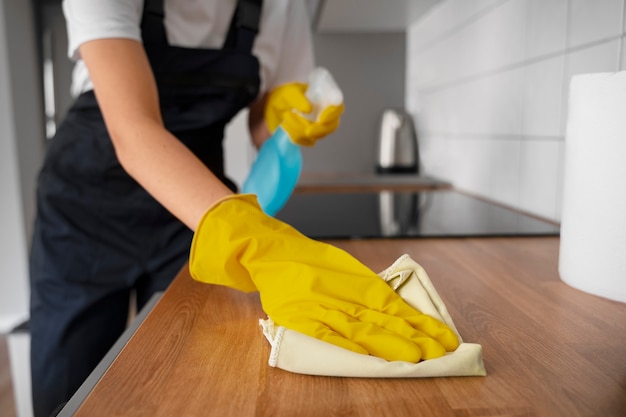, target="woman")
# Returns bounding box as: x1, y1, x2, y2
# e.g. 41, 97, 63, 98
29, 1, 458, 416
